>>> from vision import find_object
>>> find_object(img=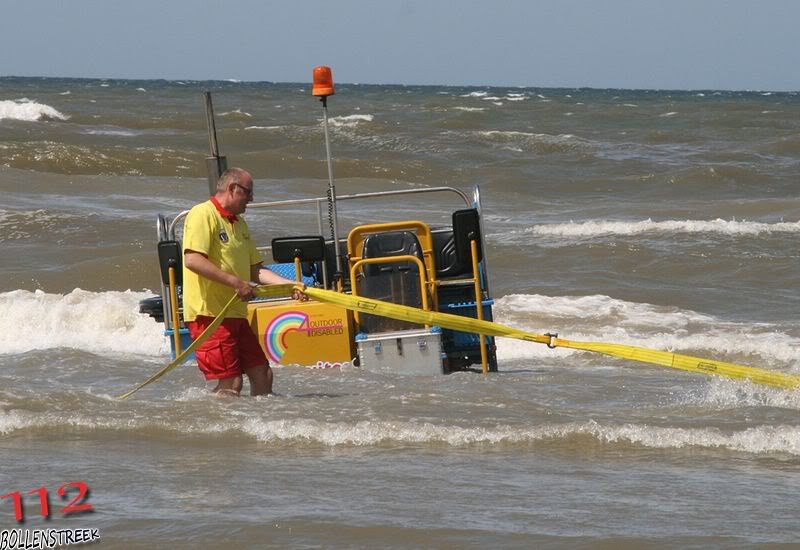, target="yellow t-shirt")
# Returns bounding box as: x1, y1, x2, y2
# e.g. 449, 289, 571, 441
182, 200, 261, 321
